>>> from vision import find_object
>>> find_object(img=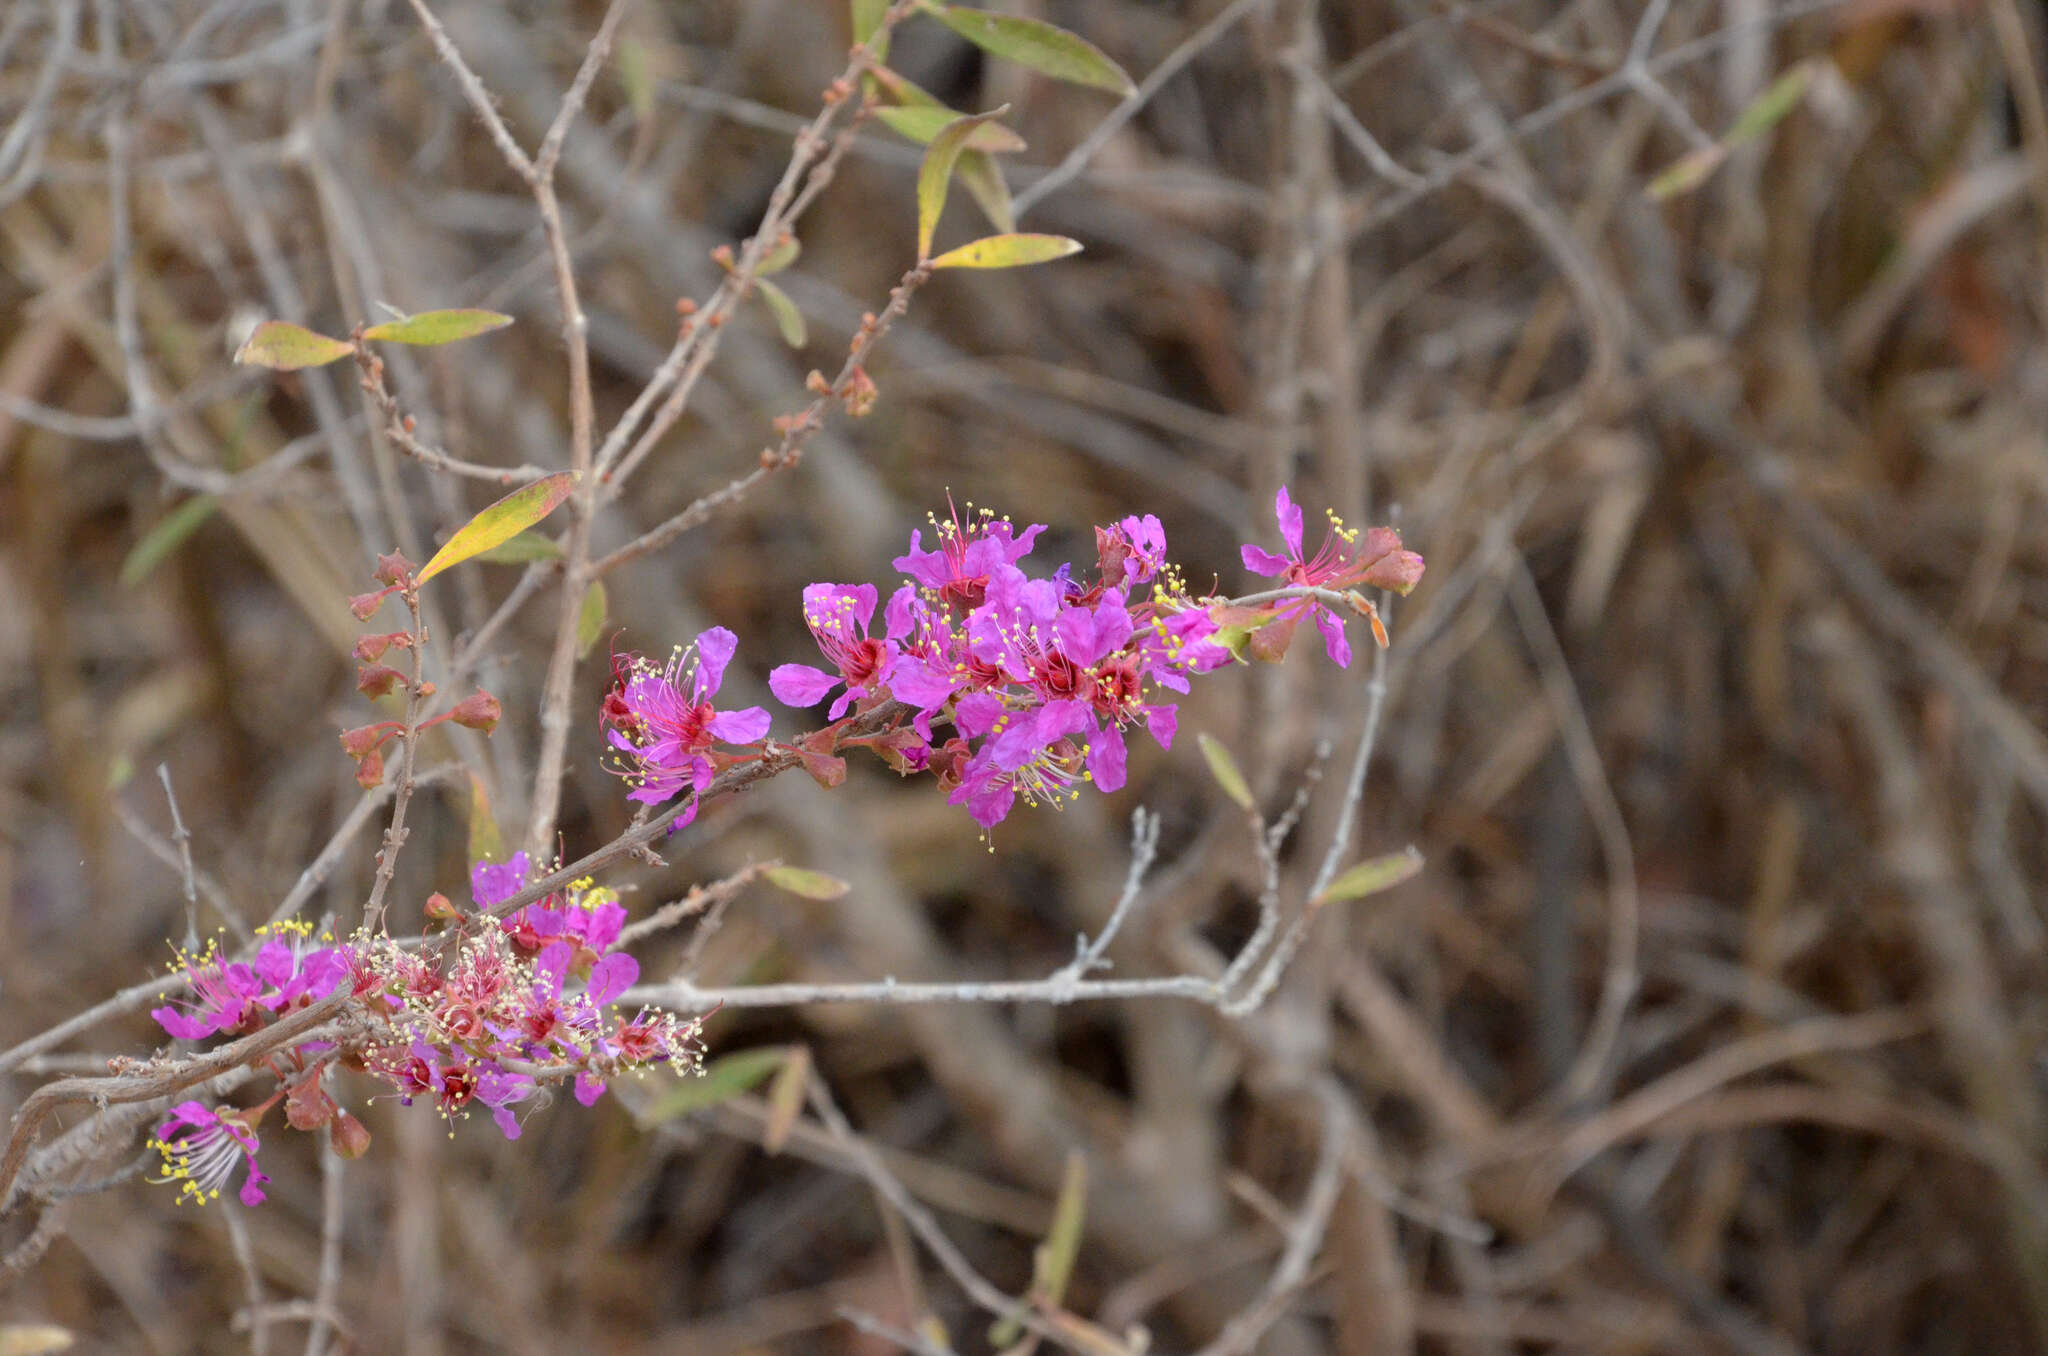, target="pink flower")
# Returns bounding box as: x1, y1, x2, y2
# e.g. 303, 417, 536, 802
152, 941, 265, 1041
1240, 487, 1424, 666
603, 627, 770, 817
770, 583, 904, 719
152, 1101, 270, 1206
